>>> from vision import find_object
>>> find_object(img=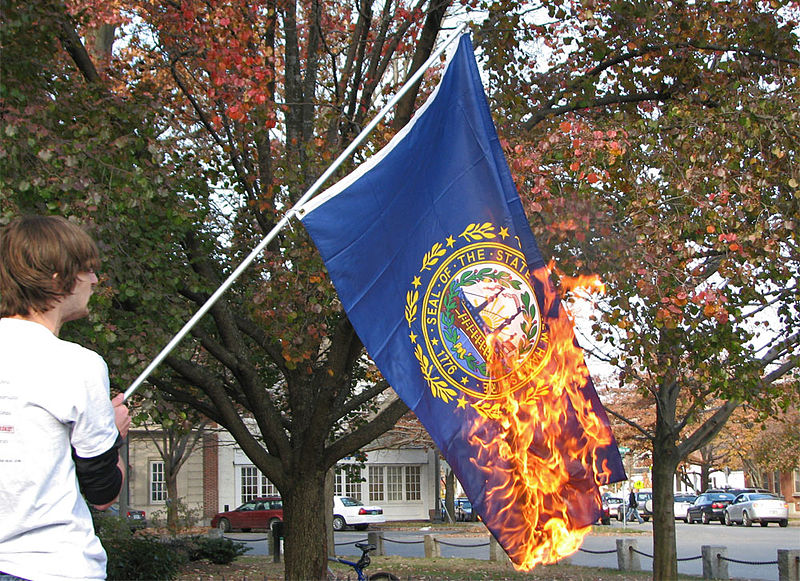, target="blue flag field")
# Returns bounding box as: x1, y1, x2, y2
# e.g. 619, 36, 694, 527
299, 34, 626, 568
